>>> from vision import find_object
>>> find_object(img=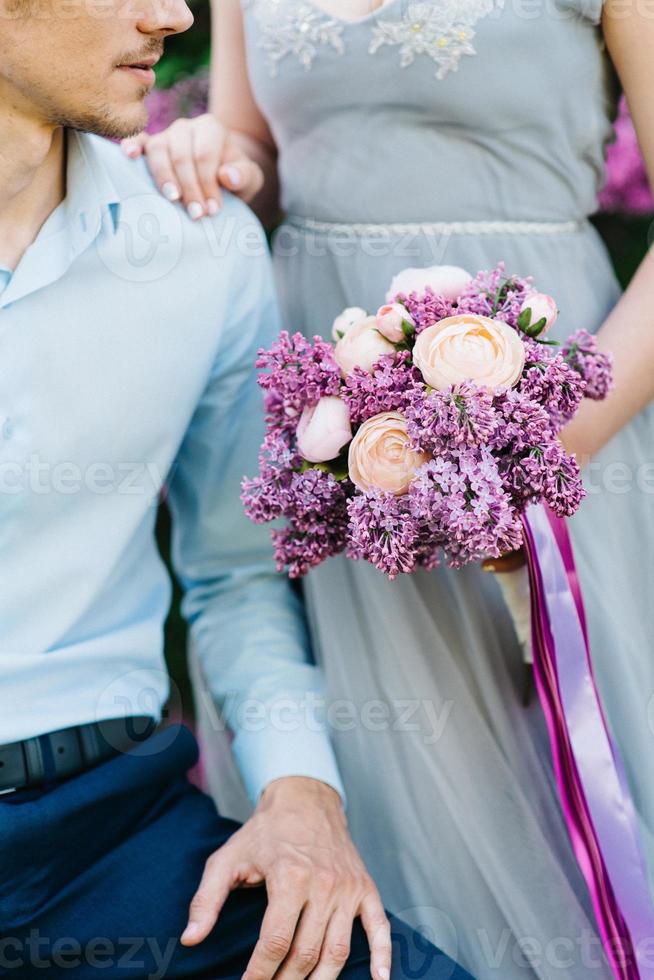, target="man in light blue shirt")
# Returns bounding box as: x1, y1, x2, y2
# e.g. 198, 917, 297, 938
0, 0, 409, 975
0, 2, 478, 979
